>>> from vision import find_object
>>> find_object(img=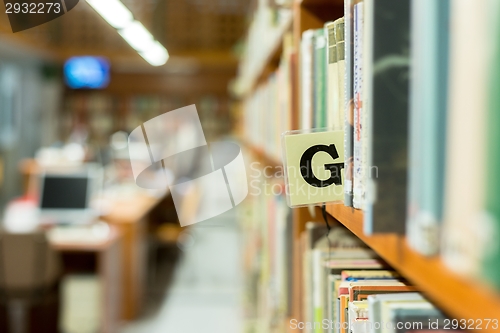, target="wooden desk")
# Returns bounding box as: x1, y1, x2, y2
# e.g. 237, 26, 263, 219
50, 227, 122, 333
20, 159, 171, 320
100, 192, 167, 320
